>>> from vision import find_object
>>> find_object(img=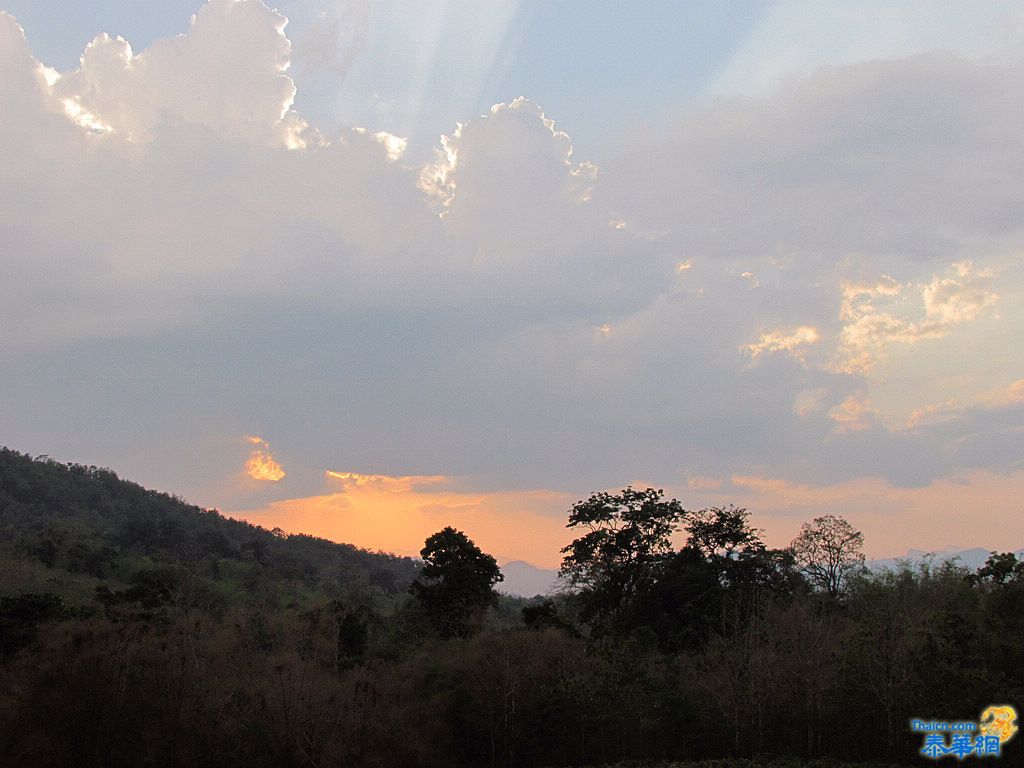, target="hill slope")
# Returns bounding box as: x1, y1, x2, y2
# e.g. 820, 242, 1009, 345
0, 447, 420, 611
